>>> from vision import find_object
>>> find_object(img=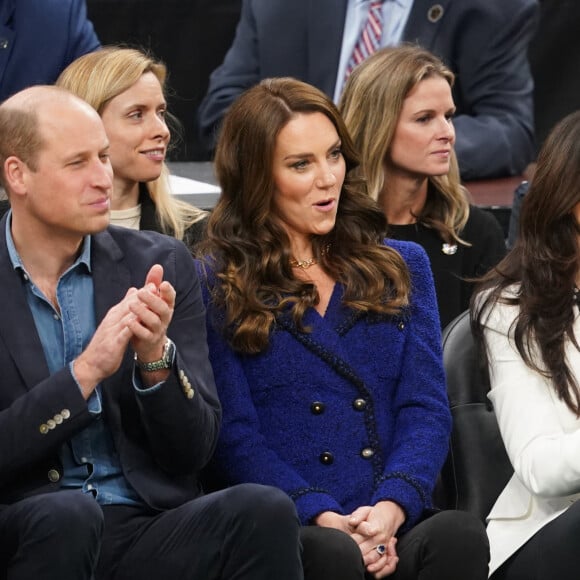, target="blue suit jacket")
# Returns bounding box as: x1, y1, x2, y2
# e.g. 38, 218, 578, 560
198, 0, 539, 180
0, 220, 220, 509
0, 0, 100, 102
